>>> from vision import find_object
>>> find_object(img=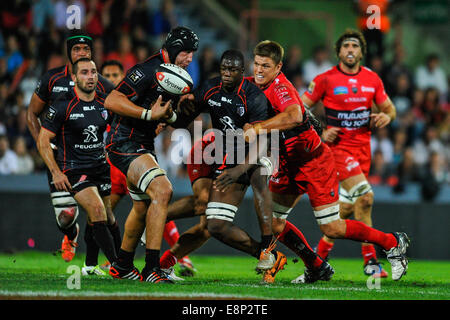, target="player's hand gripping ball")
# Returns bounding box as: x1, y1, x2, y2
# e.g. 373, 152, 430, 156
155, 63, 193, 96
